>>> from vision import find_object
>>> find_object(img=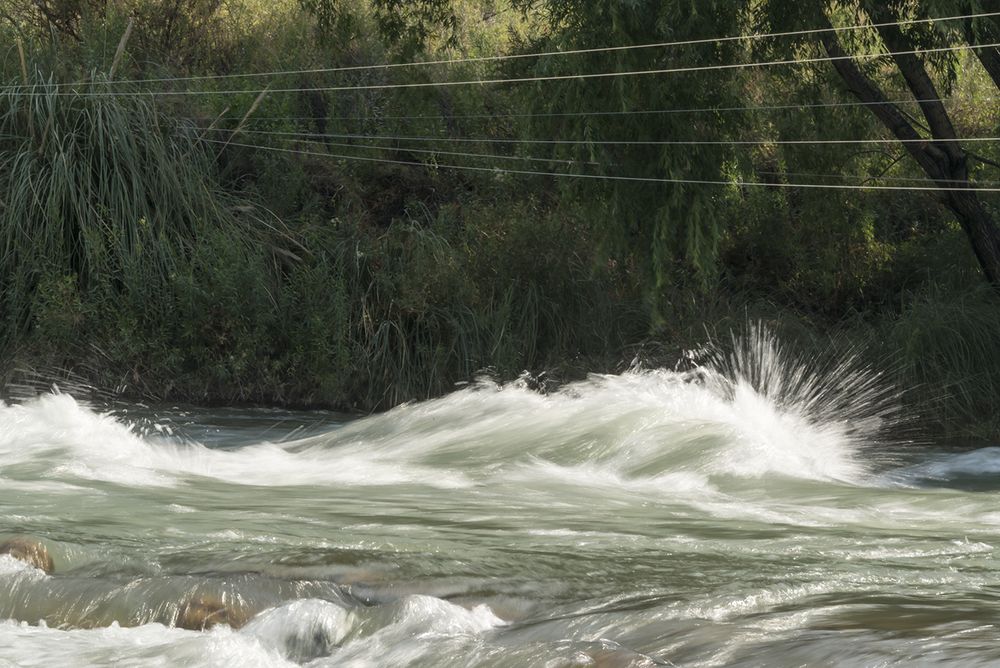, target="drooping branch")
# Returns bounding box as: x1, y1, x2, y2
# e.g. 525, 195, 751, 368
969, 151, 1000, 170
962, 14, 1000, 90
865, 4, 964, 165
